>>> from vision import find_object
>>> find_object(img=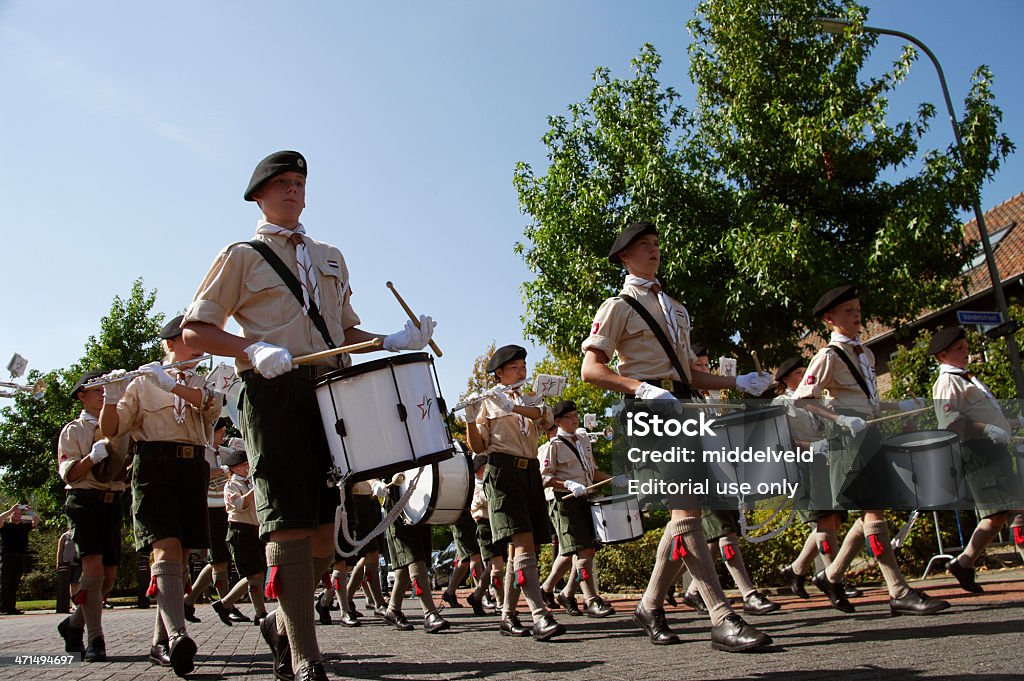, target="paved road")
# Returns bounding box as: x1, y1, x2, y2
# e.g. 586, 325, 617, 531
1, 568, 1023, 681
